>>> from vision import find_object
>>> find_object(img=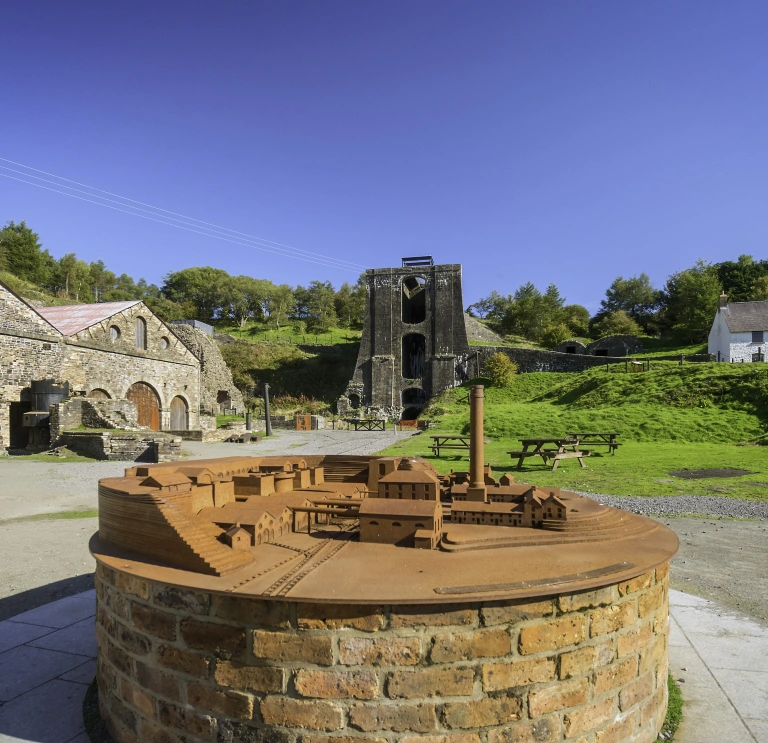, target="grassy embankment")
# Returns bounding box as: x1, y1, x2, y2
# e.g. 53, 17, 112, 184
215, 319, 361, 414
379, 363, 768, 502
